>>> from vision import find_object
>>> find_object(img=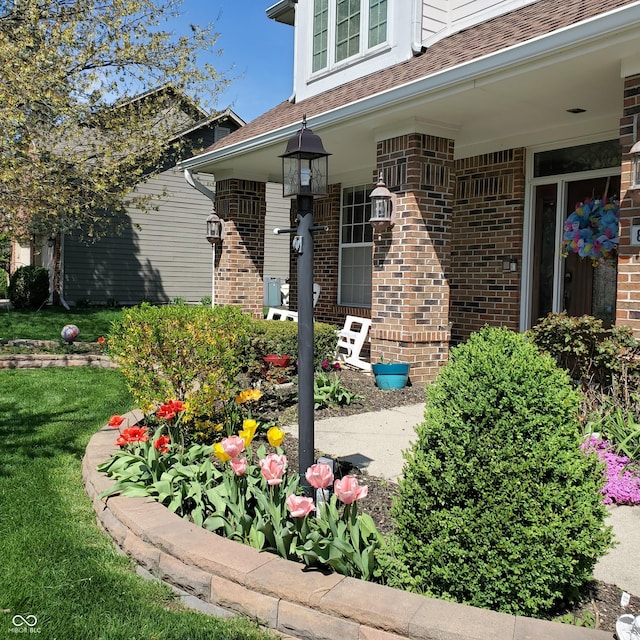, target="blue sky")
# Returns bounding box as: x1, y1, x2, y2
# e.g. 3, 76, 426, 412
178, 1, 295, 123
